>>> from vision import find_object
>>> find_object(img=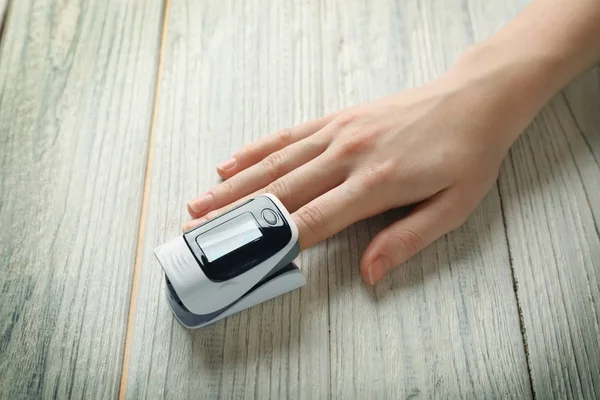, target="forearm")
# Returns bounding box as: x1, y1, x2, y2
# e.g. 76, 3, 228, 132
441, 0, 600, 145
486, 0, 600, 96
